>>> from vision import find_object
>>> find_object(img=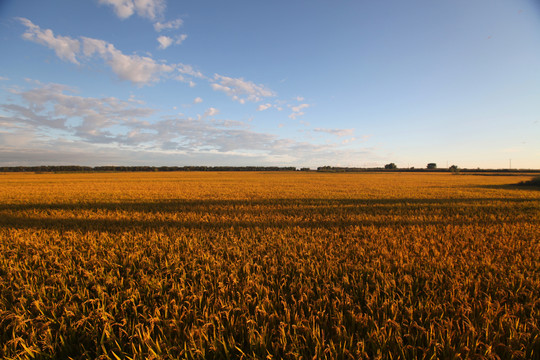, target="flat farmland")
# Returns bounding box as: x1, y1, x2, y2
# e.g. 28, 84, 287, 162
0, 172, 539, 359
